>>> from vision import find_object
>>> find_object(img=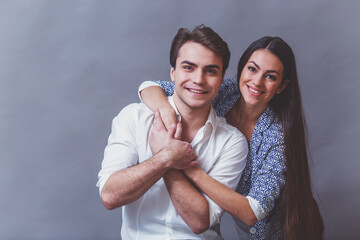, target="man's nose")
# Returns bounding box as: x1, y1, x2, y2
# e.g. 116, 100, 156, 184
192, 71, 205, 84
